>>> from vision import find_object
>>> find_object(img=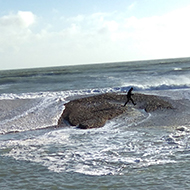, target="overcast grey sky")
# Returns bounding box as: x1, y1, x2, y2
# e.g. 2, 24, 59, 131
1, 0, 190, 70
